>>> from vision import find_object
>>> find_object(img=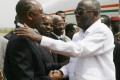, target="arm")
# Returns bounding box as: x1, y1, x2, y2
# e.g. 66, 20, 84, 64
14, 24, 114, 57
41, 33, 106, 57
